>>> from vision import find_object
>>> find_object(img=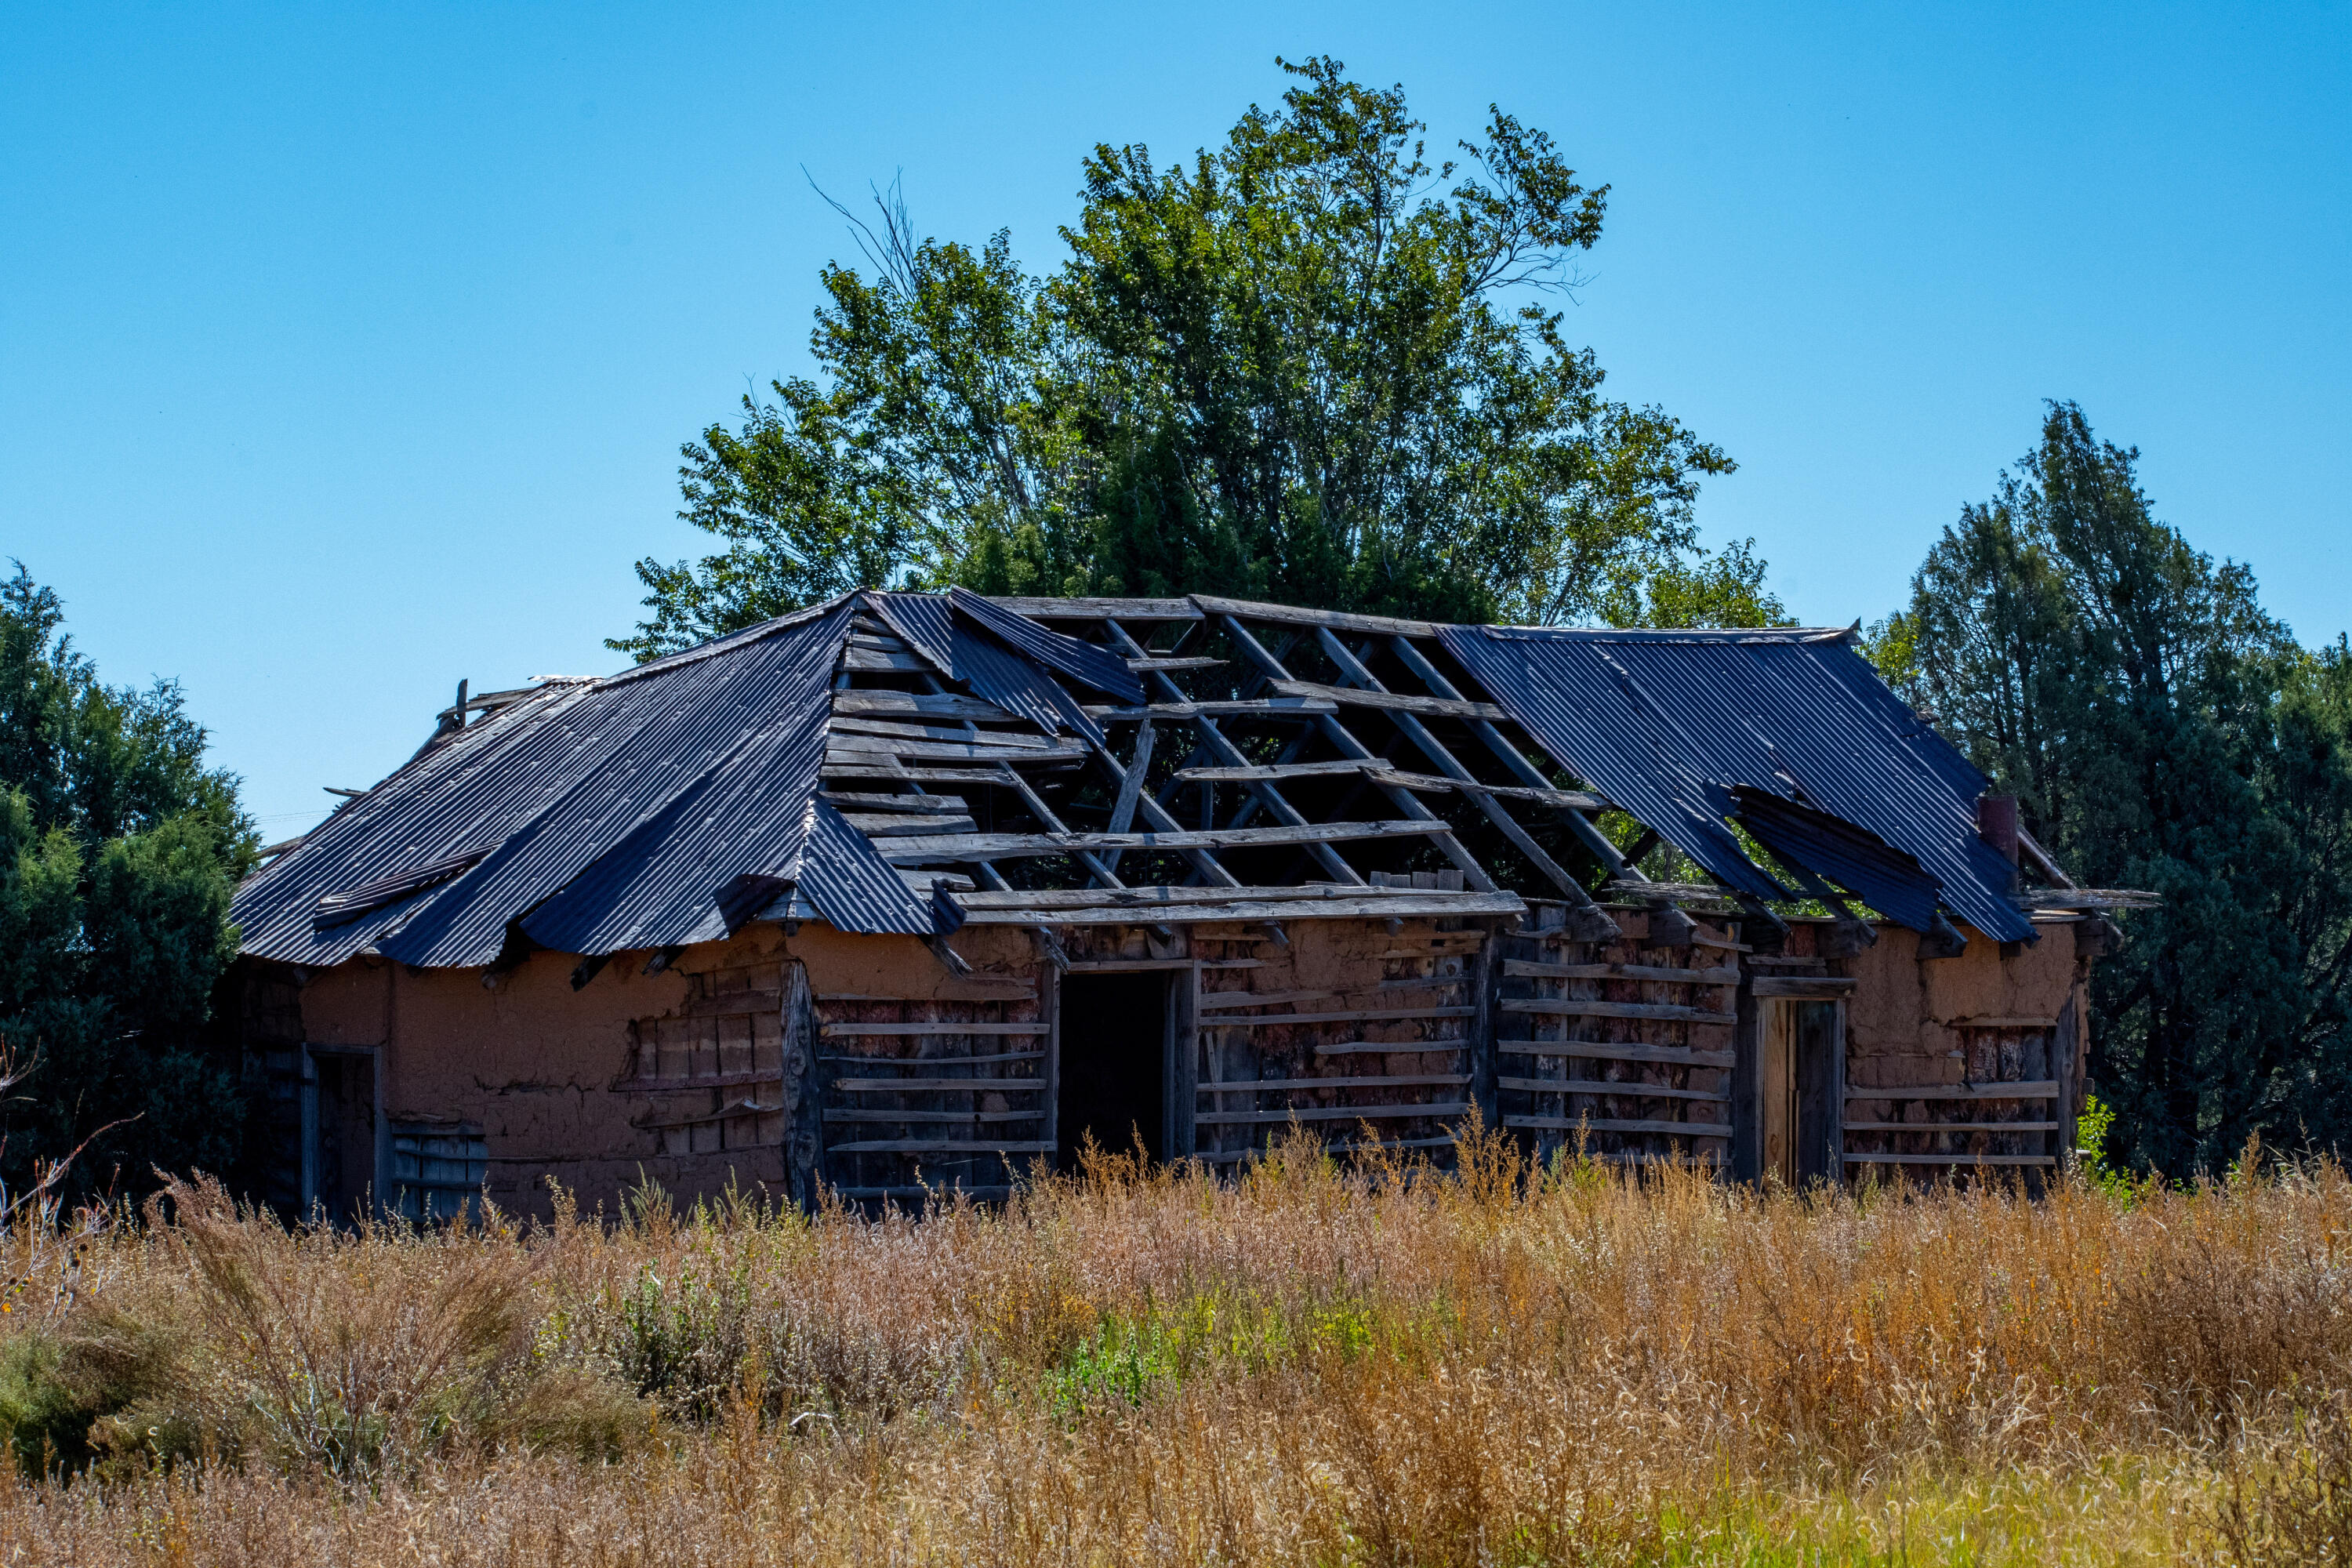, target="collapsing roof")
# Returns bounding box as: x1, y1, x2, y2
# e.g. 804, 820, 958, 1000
235, 590, 2048, 971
